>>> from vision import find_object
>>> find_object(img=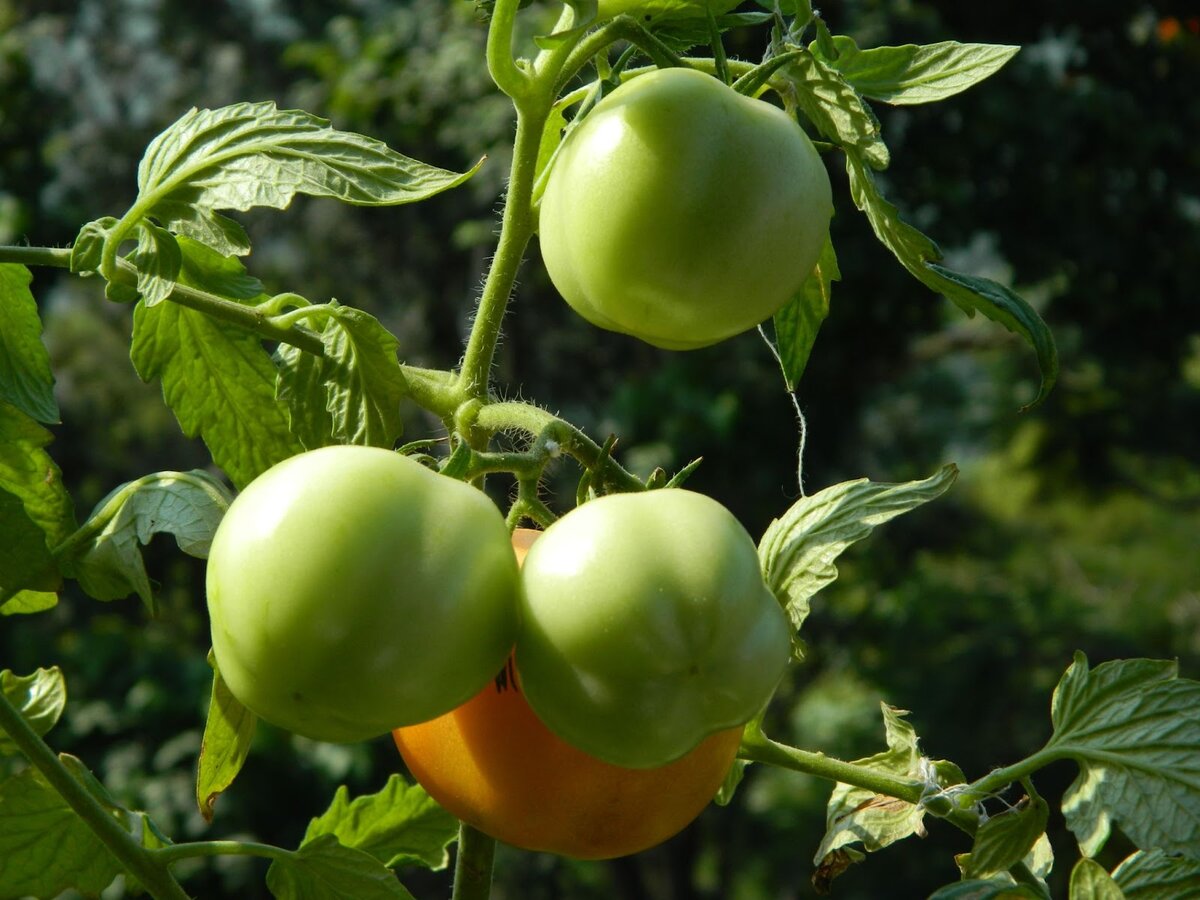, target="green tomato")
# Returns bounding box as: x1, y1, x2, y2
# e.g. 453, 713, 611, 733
206, 446, 518, 743
538, 66, 833, 350
515, 489, 791, 768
